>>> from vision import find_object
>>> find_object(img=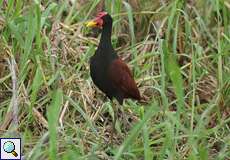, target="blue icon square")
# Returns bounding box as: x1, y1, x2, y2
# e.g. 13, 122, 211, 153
0, 138, 21, 160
